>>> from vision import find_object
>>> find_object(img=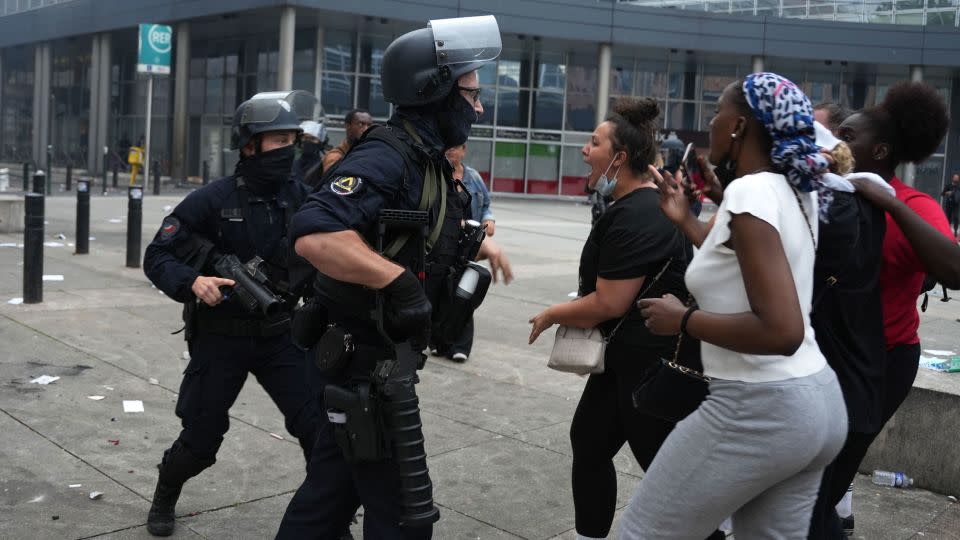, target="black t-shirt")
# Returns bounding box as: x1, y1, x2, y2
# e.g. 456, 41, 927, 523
812, 191, 887, 433
578, 187, 691, 365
